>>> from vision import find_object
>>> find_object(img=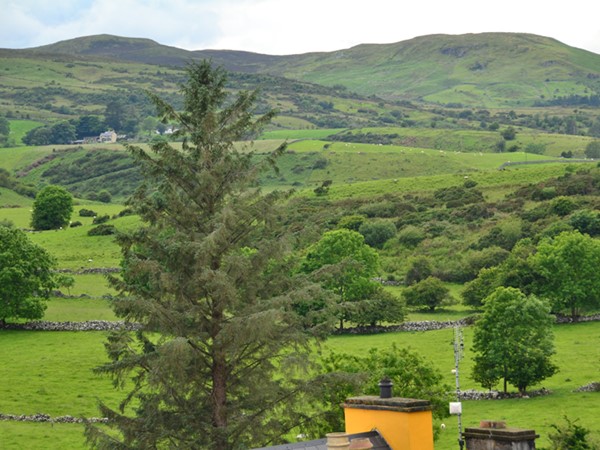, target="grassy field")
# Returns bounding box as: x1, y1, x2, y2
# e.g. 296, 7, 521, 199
0, 315, 597, 449
325, 322, 600, 450
8, 119, 44, 145
1, 135, 600, 448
